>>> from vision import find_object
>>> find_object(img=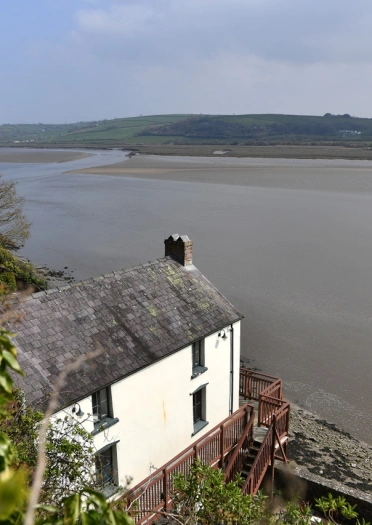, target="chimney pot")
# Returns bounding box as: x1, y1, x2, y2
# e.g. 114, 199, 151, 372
164, 234, 193, 266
